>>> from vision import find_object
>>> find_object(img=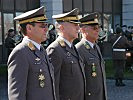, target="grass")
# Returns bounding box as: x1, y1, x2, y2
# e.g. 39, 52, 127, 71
105, 59, 133, 79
